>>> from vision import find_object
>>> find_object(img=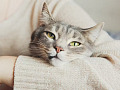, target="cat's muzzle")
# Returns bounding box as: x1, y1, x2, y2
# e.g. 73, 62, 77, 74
49, 55, 57, 59
48, 55, 62, 61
